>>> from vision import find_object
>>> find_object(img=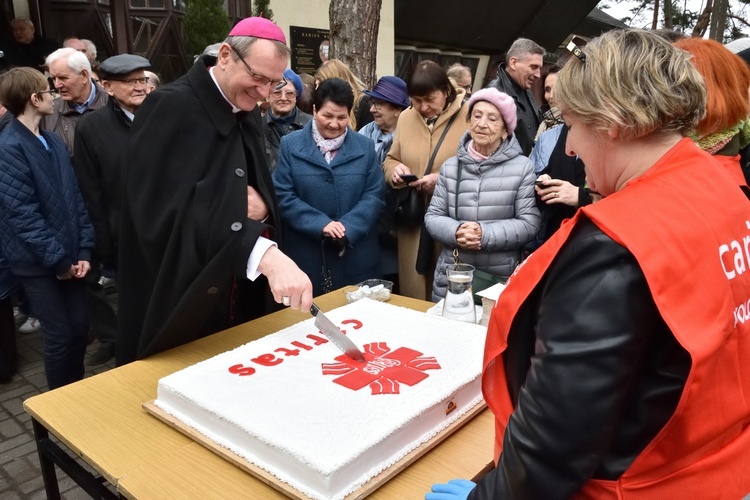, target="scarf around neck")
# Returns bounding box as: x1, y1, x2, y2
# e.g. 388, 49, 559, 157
312, 119, 347, 163
467, 138, 502, 162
